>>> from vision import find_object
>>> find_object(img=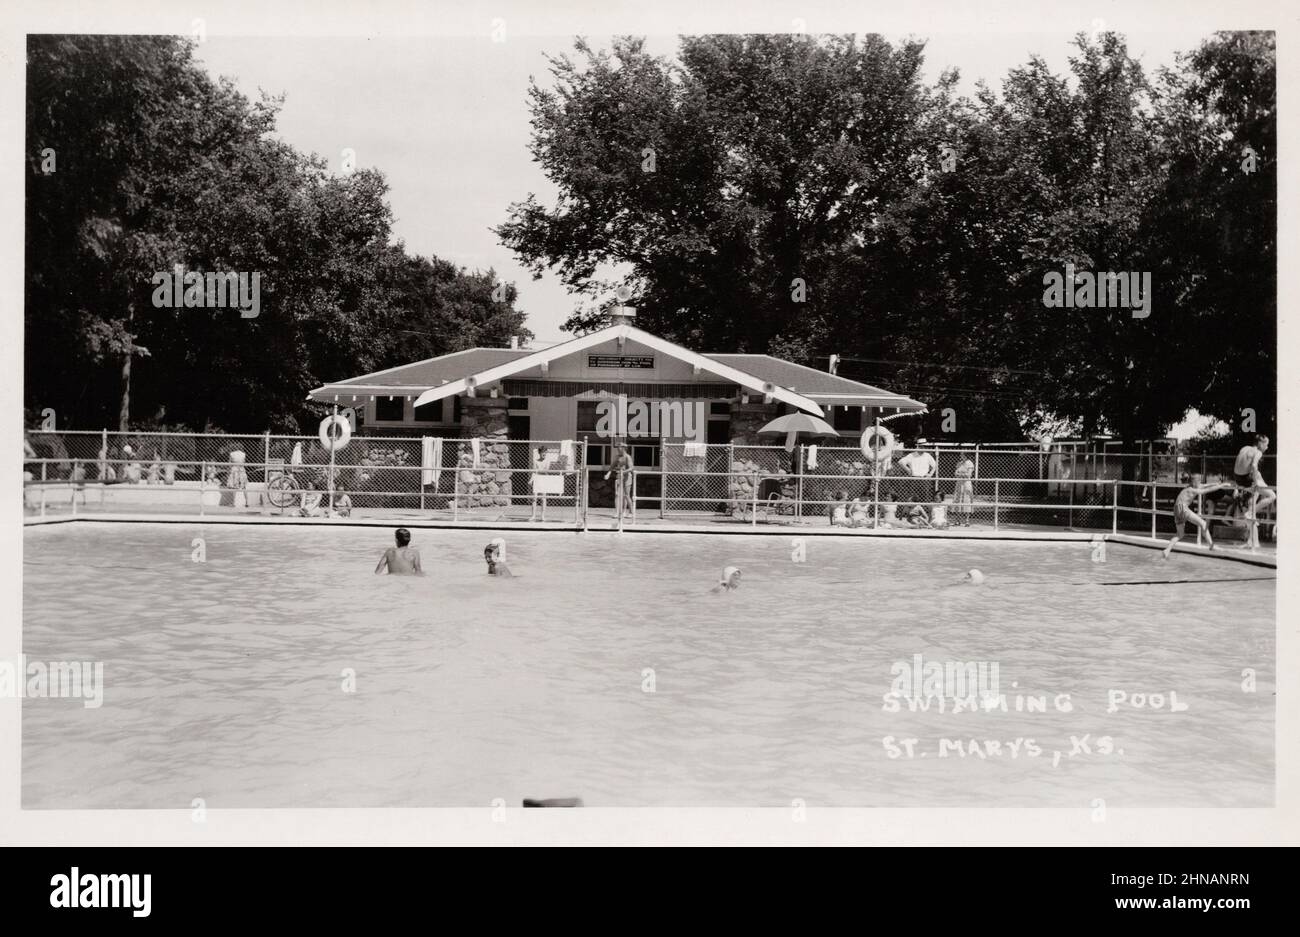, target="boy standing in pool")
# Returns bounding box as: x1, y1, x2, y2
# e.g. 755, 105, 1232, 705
375, 528, 423, 575
1162, 480, 1232, 558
